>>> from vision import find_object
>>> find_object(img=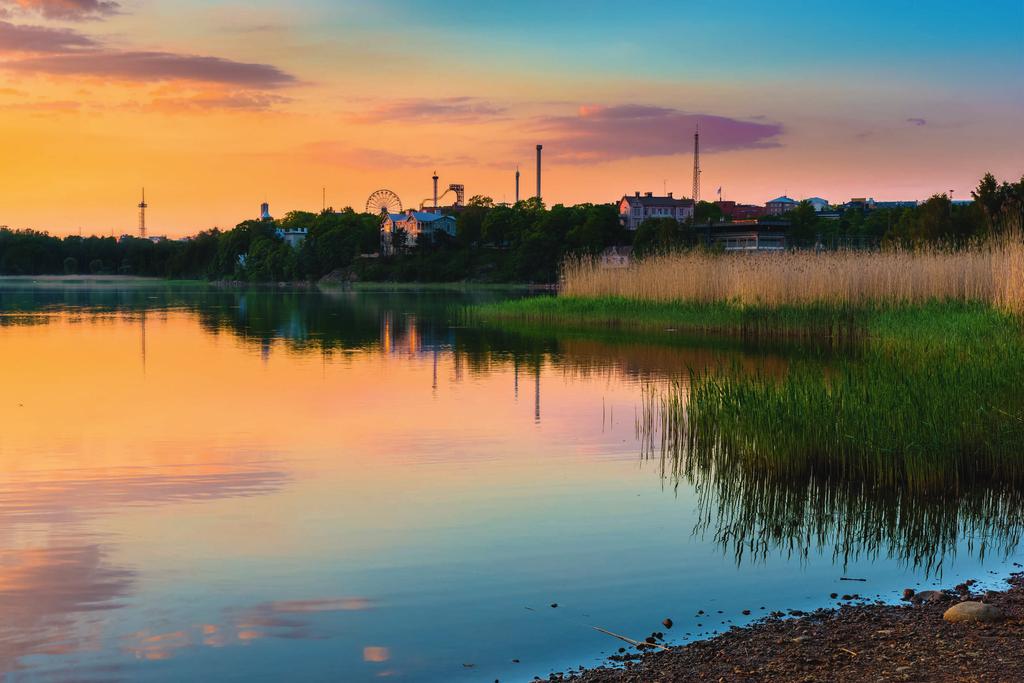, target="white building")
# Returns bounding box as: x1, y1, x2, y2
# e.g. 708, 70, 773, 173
618, 192, 695, 230
276, 227, 308, 249
381, 211, 458, 254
